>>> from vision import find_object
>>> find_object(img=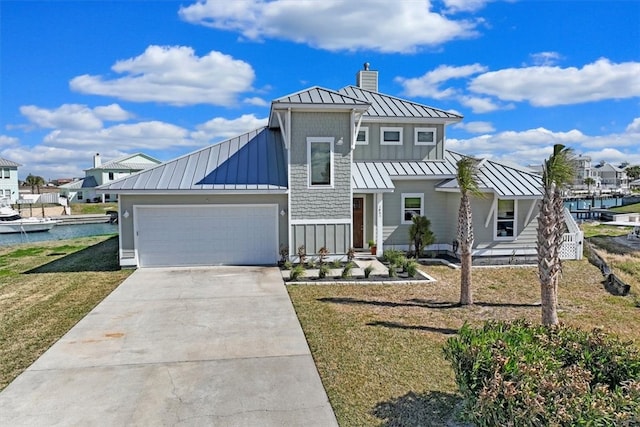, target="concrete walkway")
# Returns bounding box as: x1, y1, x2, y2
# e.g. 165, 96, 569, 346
0, 267, 338, 426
